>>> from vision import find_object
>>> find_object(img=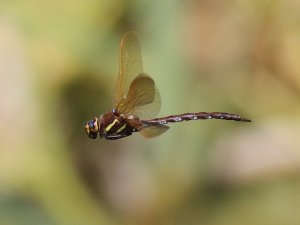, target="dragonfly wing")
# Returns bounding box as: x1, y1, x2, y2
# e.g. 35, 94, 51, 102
139, 124, 169, 138
124, 116, 168, 138
114, 31, 143, 108
117, 74, 161, 119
